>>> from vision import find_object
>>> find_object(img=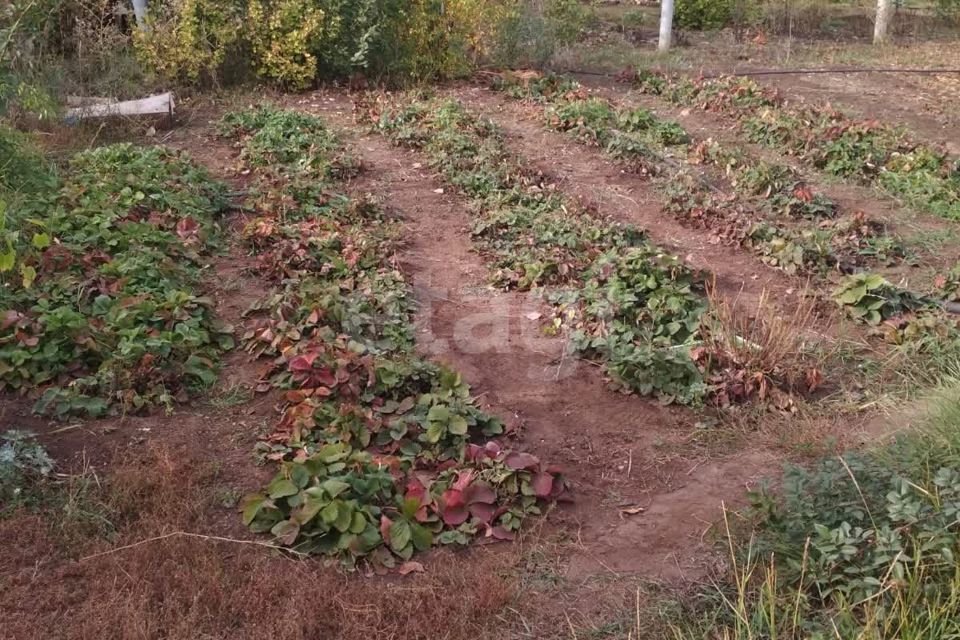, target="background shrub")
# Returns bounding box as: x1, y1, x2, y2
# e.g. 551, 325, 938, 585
937, 0, 960, 24
131, 0, 589, 88
493, 0, 592, 69
674, 0, 736, 30
134, 0, 242, 86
